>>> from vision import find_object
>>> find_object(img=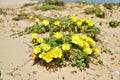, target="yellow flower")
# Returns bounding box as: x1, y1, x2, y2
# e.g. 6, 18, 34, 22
31, 33, 38, 39
78, 39, 84, 47
37, 37, 44, 43
85, 18, 94, 26
86, 37, 96, 46
94, 46, 99, 54
77, 20, 82, 26
35, 18, 39, 23
99, 11, 103, 15
54, 20, 60, 26
71, 16, 77, 22
88, 21, 93, 26
54, 32, 63, 39
83, 41, 90, 48
42, 19, 49, 26
39, 51, 53, 63
40, 43, 51, 51
85, 18, 91, 23
83, 47, 92, 54
81, 34, 88, 40
51, 47, 62, 58
29, 16, 33, 20
80, 18, 85, 22
62, 43, 70, 50
34, 45, 41, 54
72, 34, 80, 45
